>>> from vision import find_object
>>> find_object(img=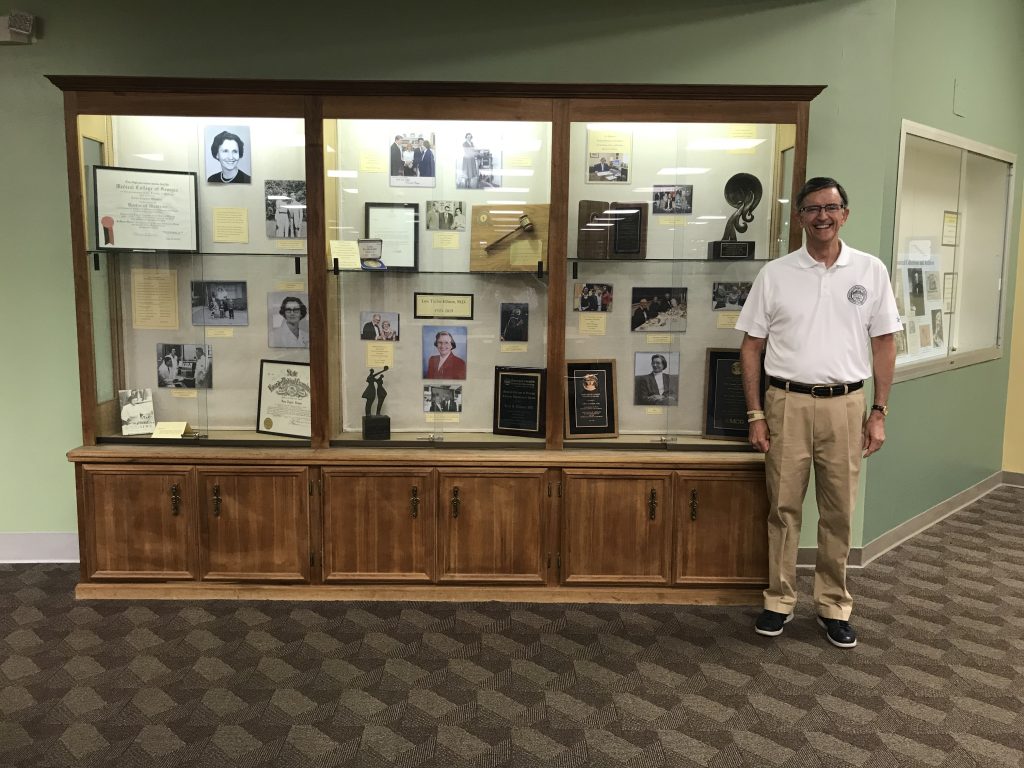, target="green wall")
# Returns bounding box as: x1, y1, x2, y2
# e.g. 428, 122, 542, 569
0, 0, 1018, 546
